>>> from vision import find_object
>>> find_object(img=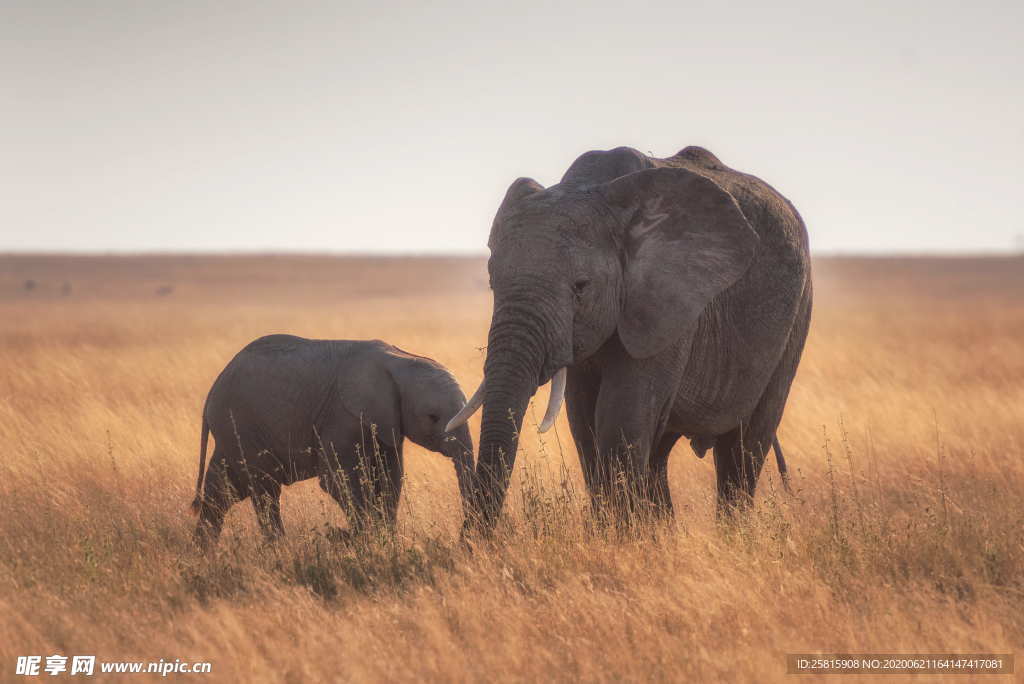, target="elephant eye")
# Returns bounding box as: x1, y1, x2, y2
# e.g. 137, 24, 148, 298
572, 278, 591, 296
428, 413, 440, 423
